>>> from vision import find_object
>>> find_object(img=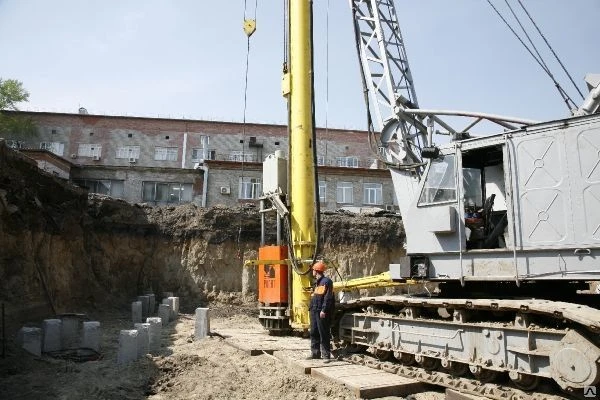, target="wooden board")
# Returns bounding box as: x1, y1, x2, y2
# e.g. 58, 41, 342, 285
273, 350, 349, 374
218, 328, 310, 355
310, 363, 428, 399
